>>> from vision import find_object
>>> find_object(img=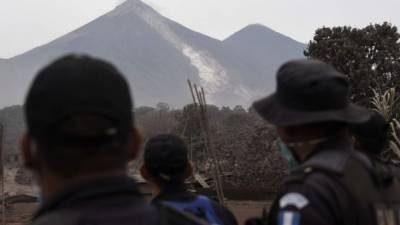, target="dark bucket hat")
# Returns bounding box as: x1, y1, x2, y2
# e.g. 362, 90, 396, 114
253, 59, 370, 126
